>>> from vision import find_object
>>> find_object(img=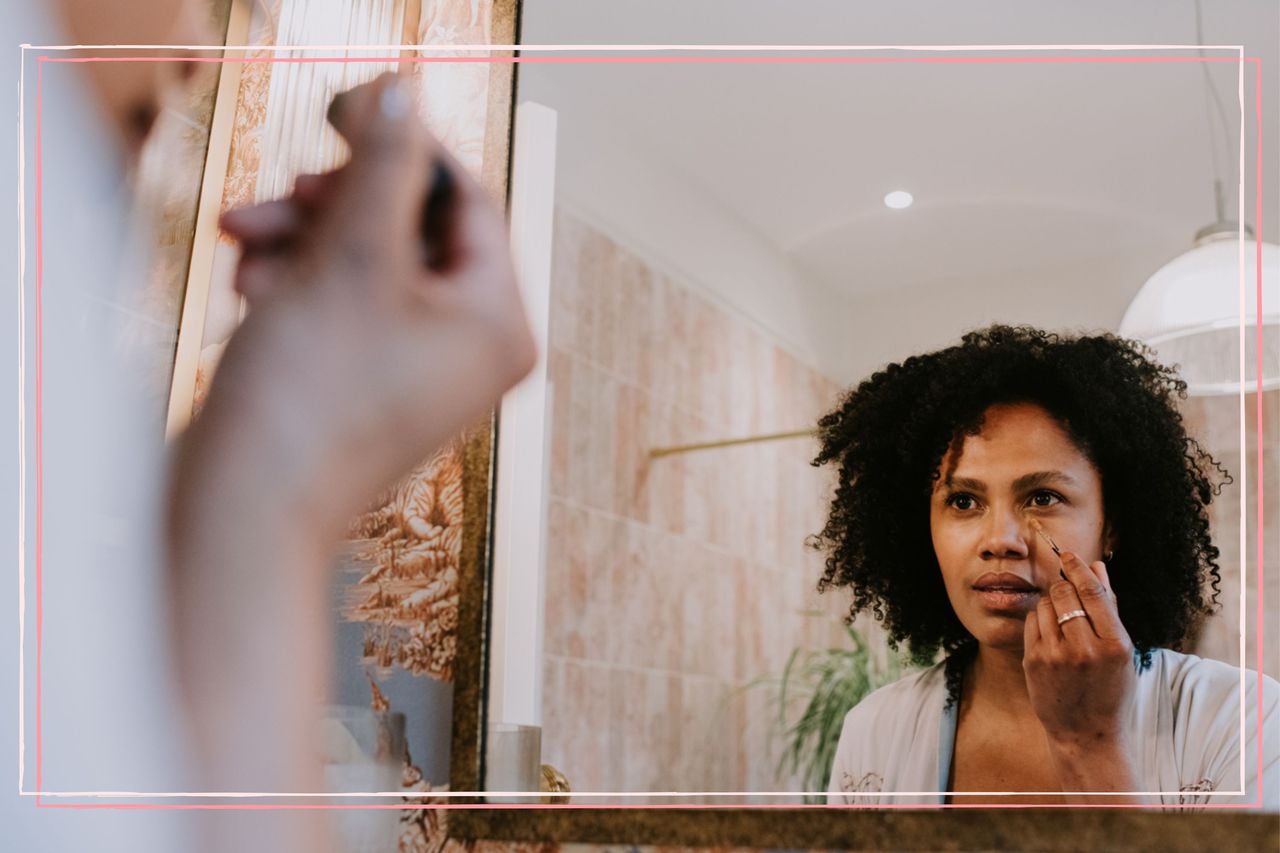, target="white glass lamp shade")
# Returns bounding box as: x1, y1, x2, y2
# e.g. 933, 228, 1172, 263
1119, 236, 1280, 396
